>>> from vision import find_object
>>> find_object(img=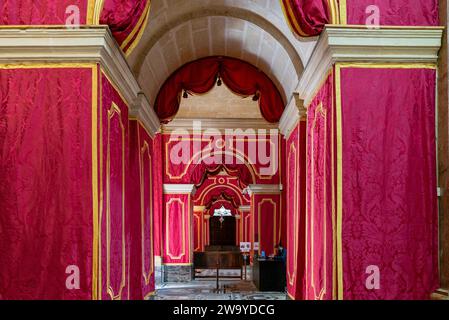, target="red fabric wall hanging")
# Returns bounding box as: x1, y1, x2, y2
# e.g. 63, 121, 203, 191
343, 0, 439, 26
286, 121, 307, 300
305, 73, 335, 300
100, 0, 151, 55
0, 65, 95, 300
0, 0, 89, 24
128, 120, 156, 299
163, 194, 192, 265
154, 57, 285, 123
251, 194, 282, 257
337, 65, 439, 300
99, 73, 131, 300
152, 133, 163, 258
280, 0, 335, 37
